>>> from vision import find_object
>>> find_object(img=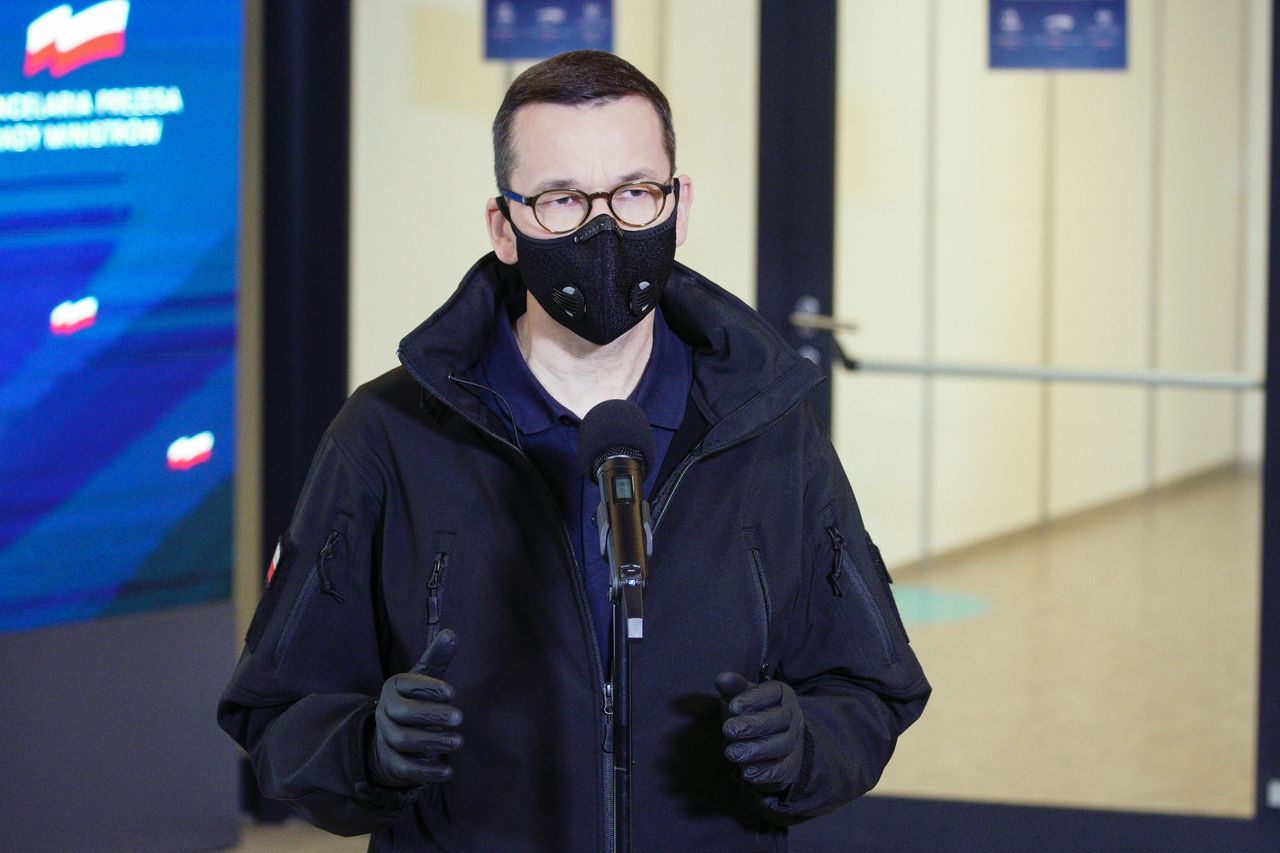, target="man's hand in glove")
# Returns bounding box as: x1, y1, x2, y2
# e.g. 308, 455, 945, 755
369, 629, 464, 788
715, 671, 805, 793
